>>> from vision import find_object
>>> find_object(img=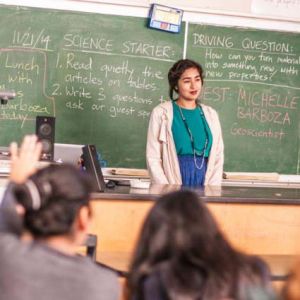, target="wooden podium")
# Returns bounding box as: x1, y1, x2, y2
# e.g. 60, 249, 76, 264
88, 185, 300, 285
